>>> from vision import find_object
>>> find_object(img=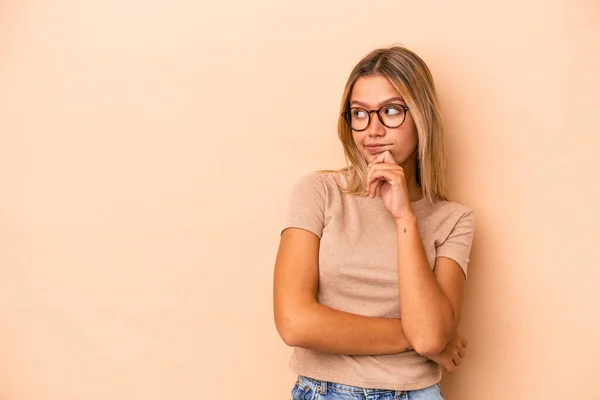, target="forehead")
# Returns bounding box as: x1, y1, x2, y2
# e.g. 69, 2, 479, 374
350, 75, 403, 104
